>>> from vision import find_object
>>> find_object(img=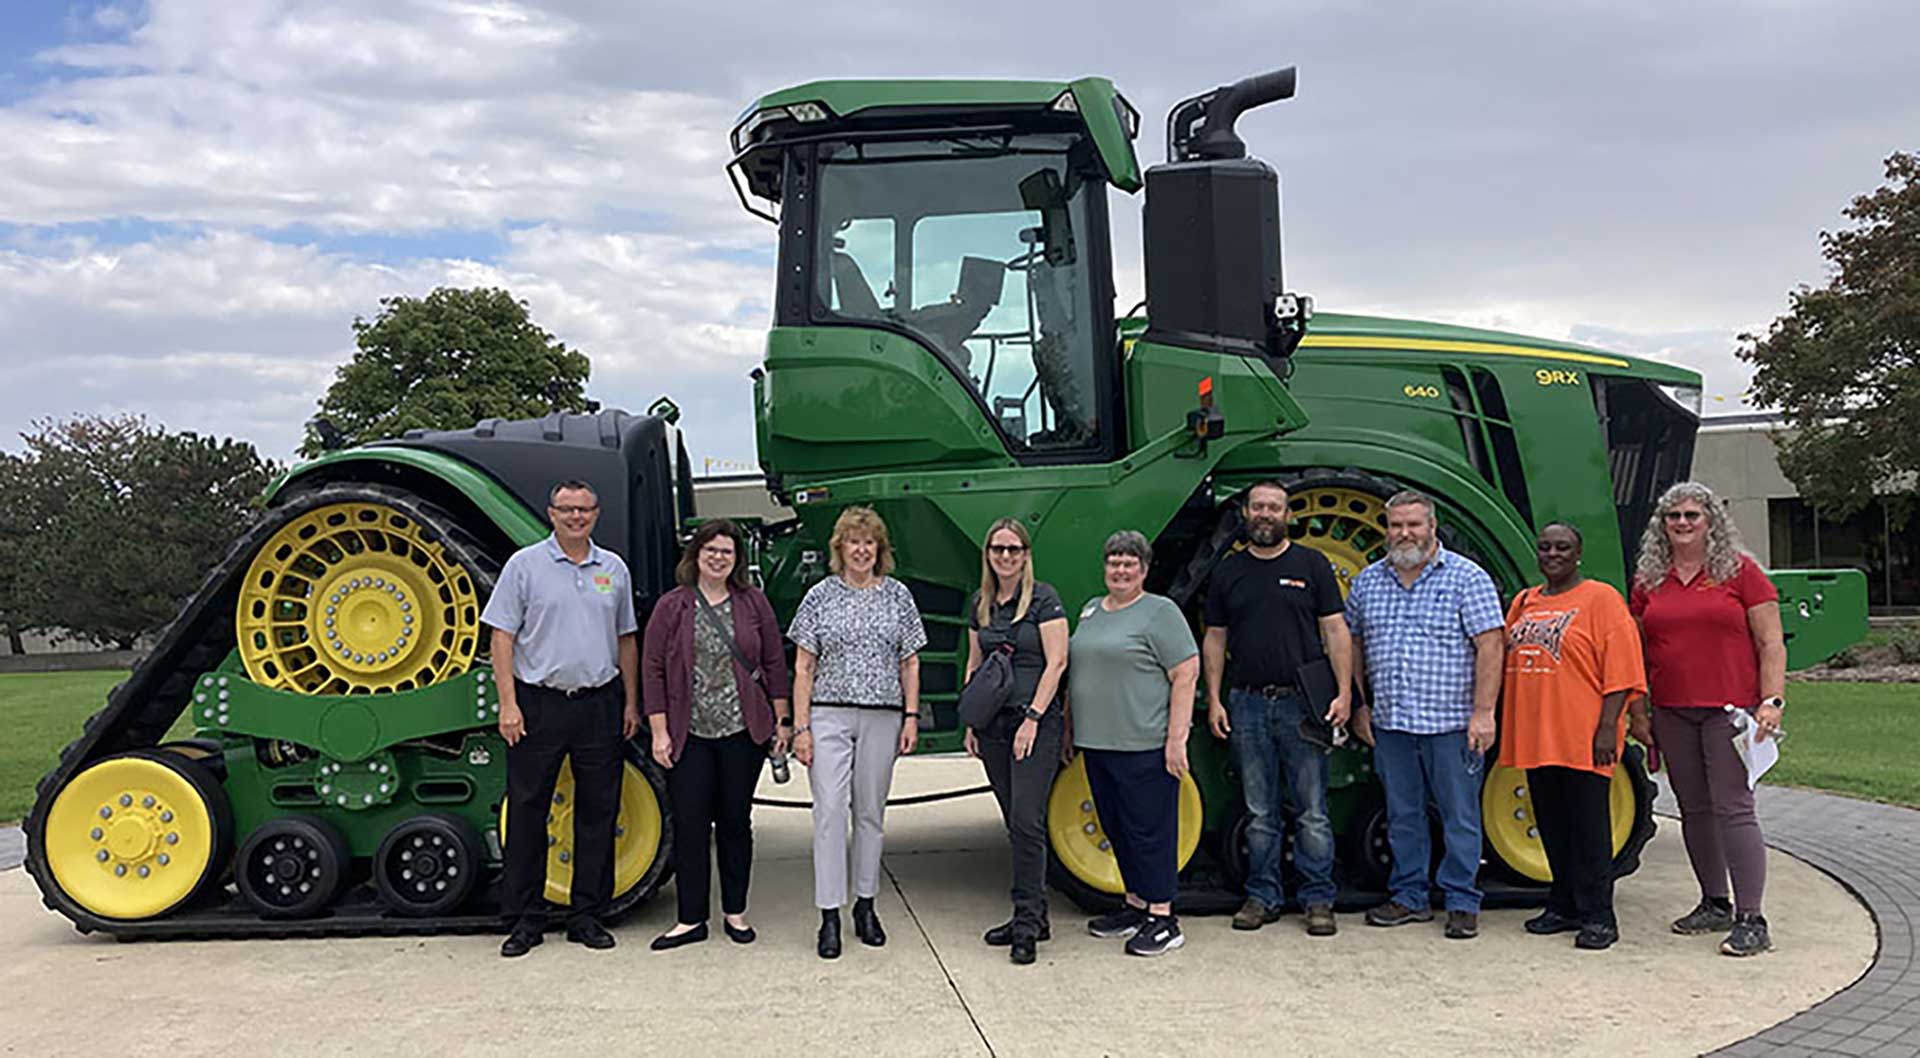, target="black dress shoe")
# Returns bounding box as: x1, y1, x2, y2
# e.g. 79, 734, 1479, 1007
852, 901, 886, 947
1525, 910, 1582, 936
650, 922, 709, 951
566, 920, 617, 950
1011, 932, 1037, 965
984, 919, 1051, 946
818, 912, 842, 960
500, 930, 543, 958
723, 920, 756, 944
